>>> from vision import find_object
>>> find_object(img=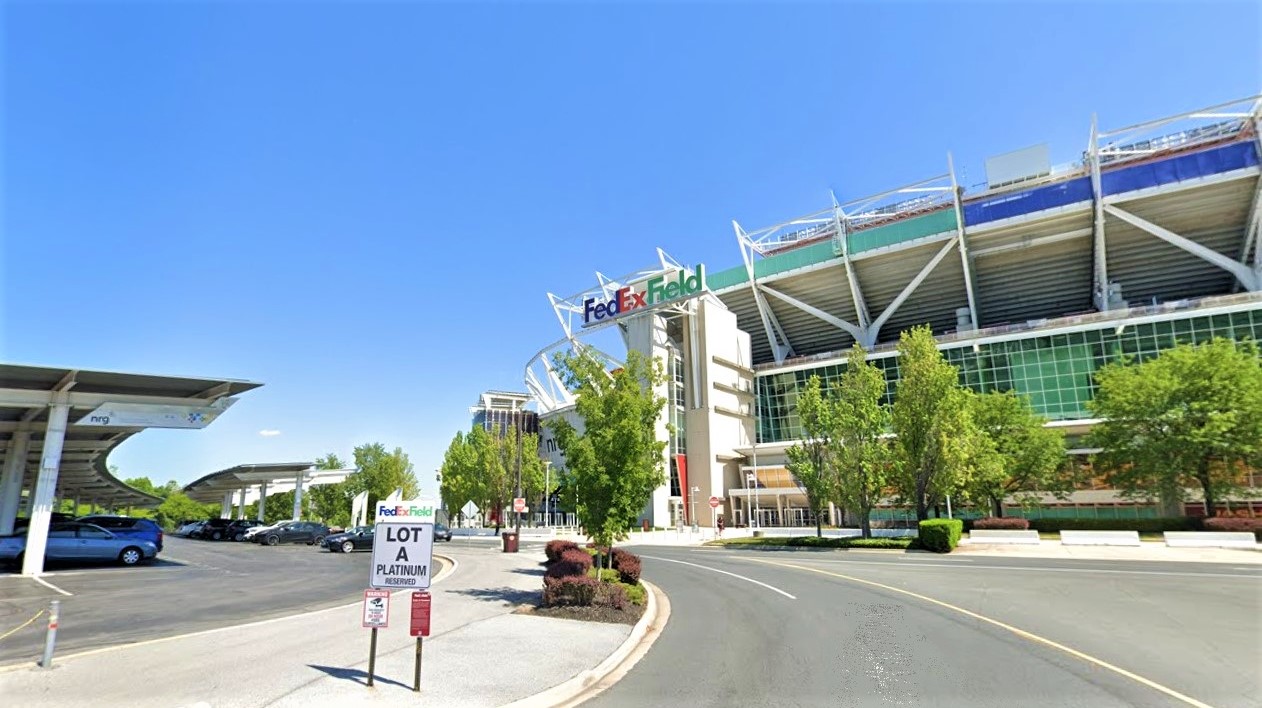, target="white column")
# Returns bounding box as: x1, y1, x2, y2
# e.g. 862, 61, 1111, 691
237, 488, 247, 520
221, 492, 233, 519
0, 431, 31, 536
22, 404, 70, 576
257, 482, 268, 521
292, 473, 305, 521
828, 501, 837, 527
